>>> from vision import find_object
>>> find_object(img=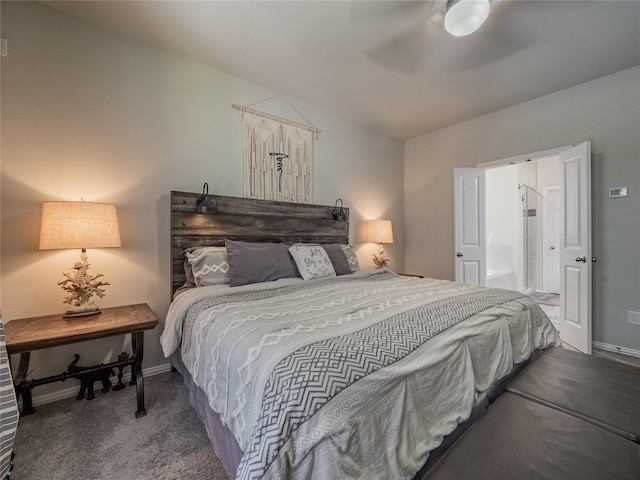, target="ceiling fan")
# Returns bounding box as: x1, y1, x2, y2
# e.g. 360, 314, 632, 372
350, 0, 528, 74
443, 0, 496, 37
